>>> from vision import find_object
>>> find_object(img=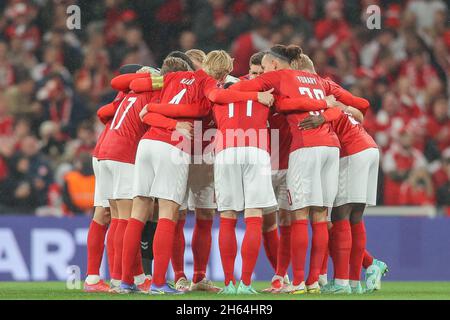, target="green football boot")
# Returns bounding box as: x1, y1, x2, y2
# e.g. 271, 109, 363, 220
218, 282, 237, 295
236, 281, 259, 295
365, 259, 389, 292
350, 282, 364, 294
